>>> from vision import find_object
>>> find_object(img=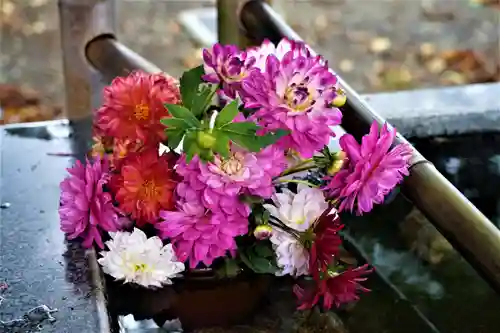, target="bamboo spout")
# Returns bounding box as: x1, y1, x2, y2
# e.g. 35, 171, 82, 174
85, 36, 162, 81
